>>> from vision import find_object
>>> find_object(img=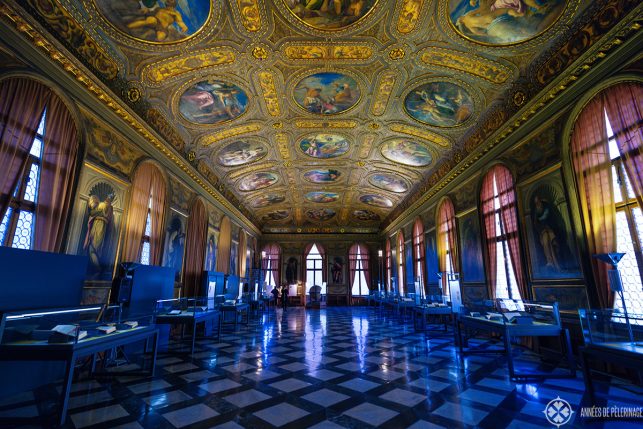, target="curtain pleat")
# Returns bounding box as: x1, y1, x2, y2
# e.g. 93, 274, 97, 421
183, 198, 208, 297
359, 243, 371, 291
238, 230, 247, 277
385, 239, 391, 292
481, 170, 498, 299
413, 218, 426, 292
437, 199, 459, 275
397, 231, 405, 295
216, 216, 232, 273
